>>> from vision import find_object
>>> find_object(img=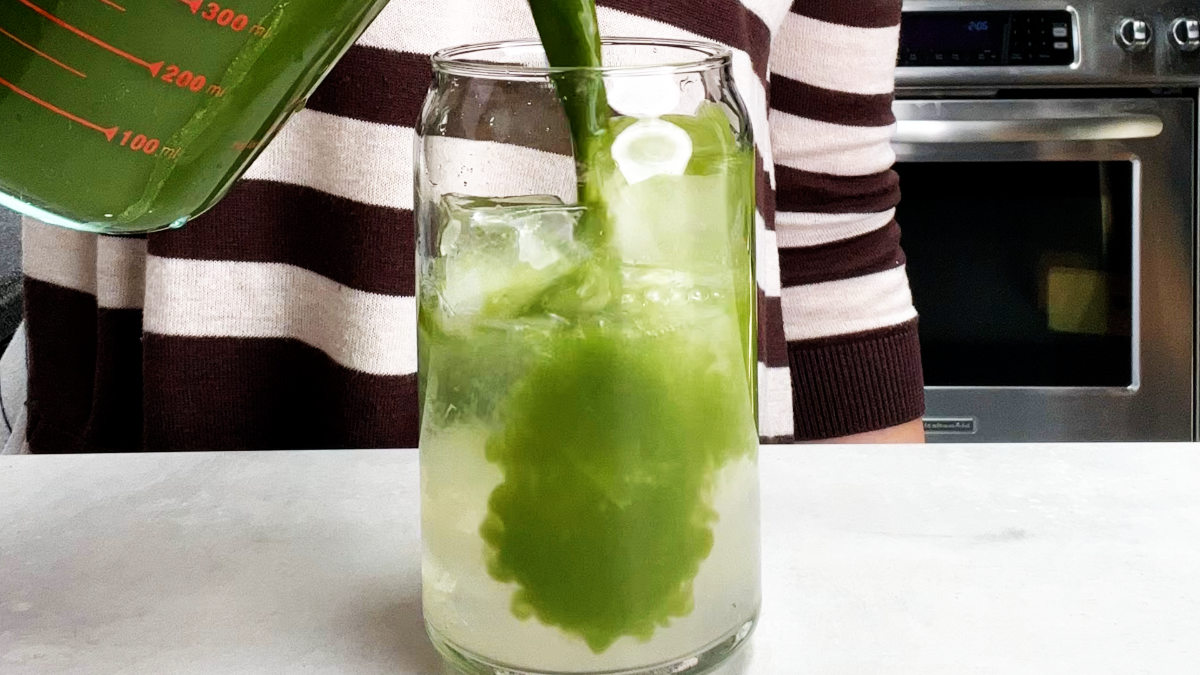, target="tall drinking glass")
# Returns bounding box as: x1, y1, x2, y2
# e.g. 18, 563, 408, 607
416, 39, 759, 675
